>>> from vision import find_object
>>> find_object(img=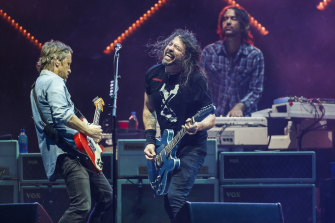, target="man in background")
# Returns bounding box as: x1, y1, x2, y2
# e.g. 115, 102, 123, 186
200, 5, 264, 117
